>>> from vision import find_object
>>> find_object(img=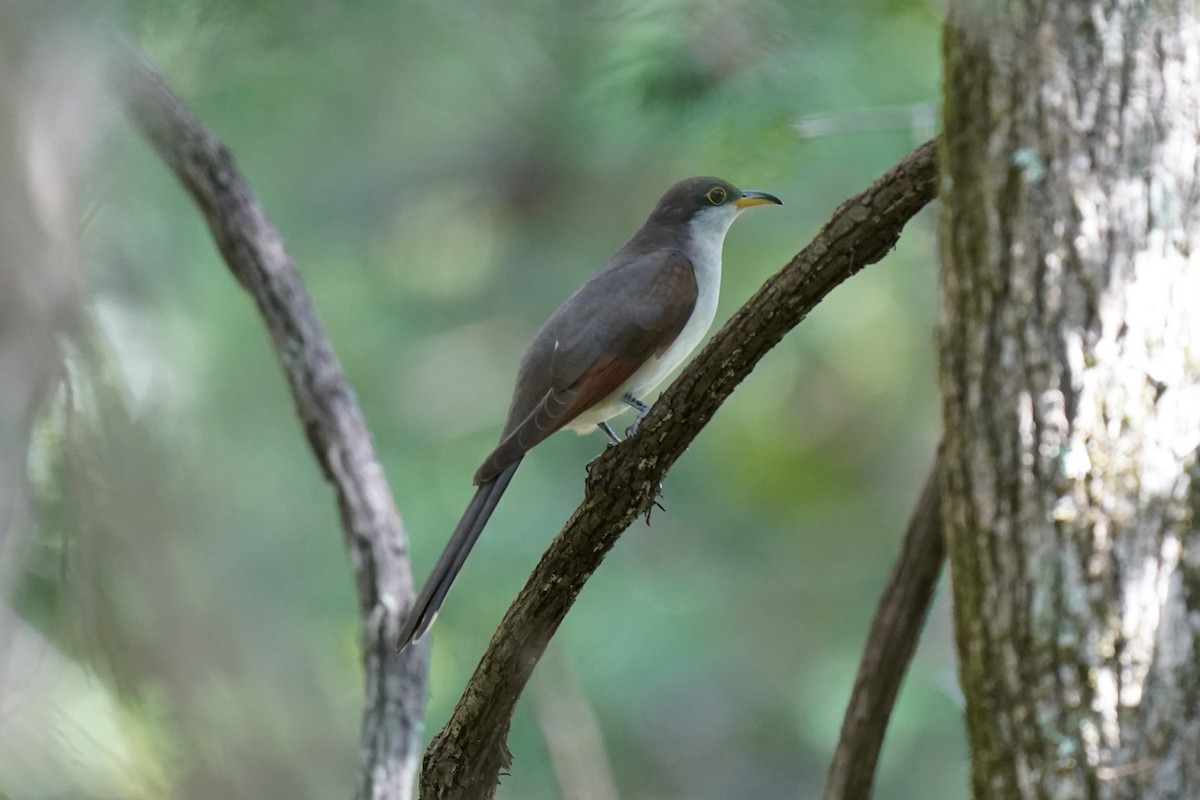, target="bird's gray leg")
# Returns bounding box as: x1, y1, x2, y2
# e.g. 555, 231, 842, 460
622, 393, 651, 436
618, 393, 664, 515
587, 421, 623, 474
597, 421, 622, 445
585, 398, 666, 517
